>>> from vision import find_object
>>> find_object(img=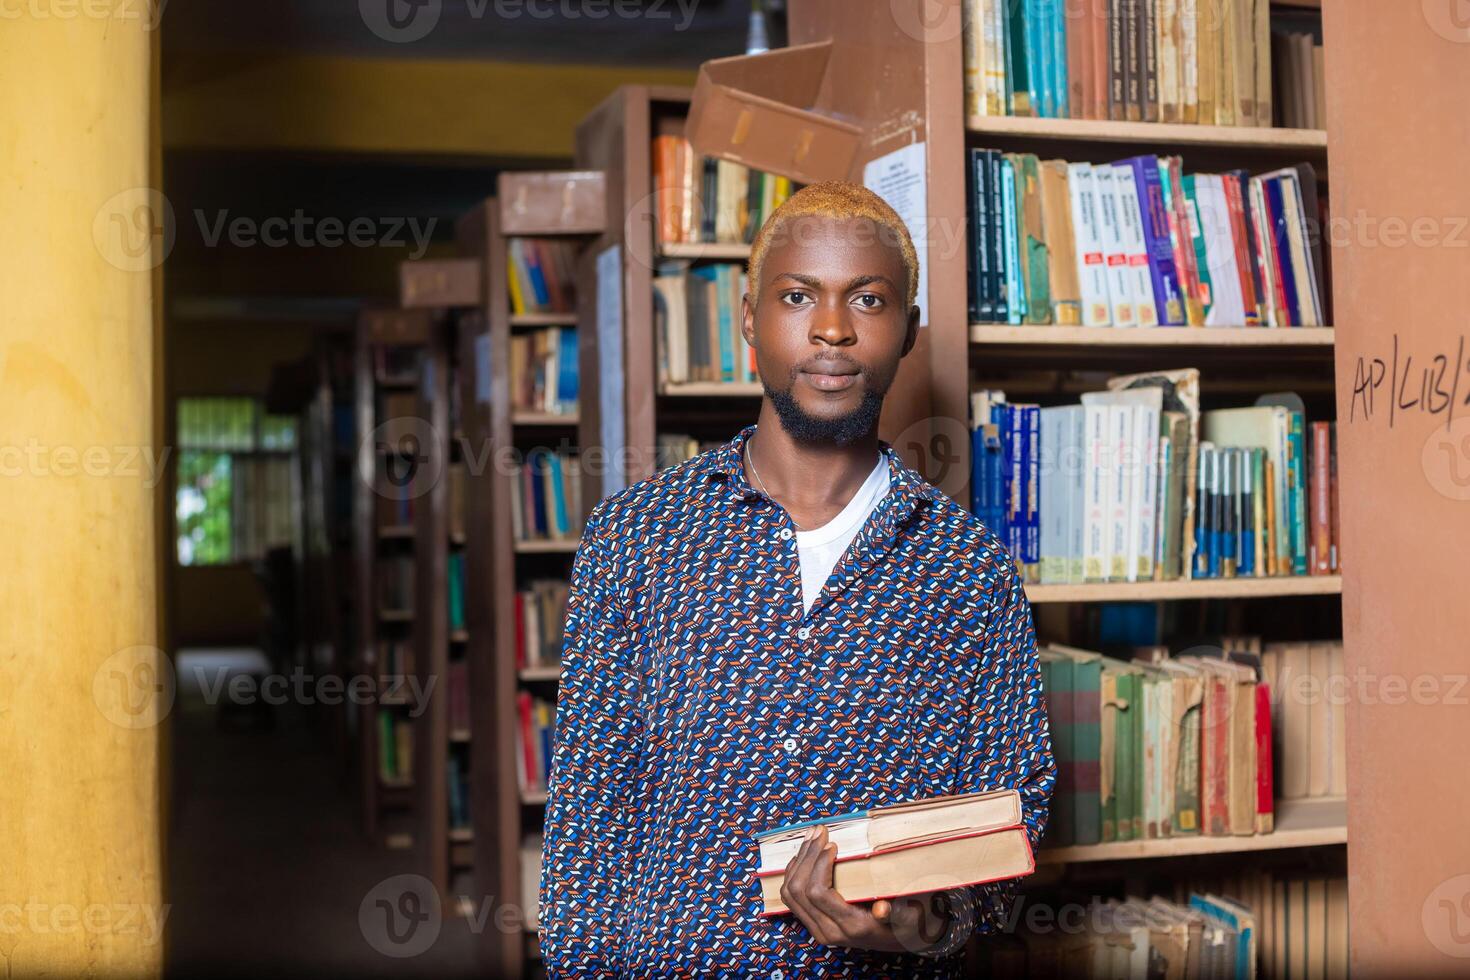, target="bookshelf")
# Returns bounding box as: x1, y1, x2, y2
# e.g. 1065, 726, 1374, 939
398, 257, 483, 901
455, 170, 605, 980
353, 307, 436, 843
